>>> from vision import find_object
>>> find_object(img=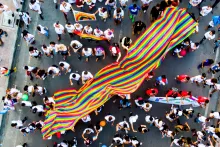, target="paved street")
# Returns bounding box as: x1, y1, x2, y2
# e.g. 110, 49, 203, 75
0, 0, 220, 147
